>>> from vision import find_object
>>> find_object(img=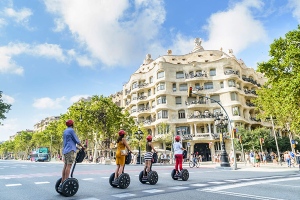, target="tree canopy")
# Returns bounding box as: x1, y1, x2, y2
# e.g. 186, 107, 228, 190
0, 91, 12, 125
255, 25, 300, 134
